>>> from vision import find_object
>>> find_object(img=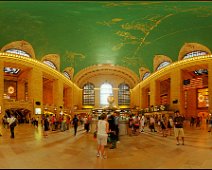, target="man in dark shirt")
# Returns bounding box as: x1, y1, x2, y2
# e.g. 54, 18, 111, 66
173, 110, 185, 145
108, 113, 117, 149
72, 114, 79, 136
